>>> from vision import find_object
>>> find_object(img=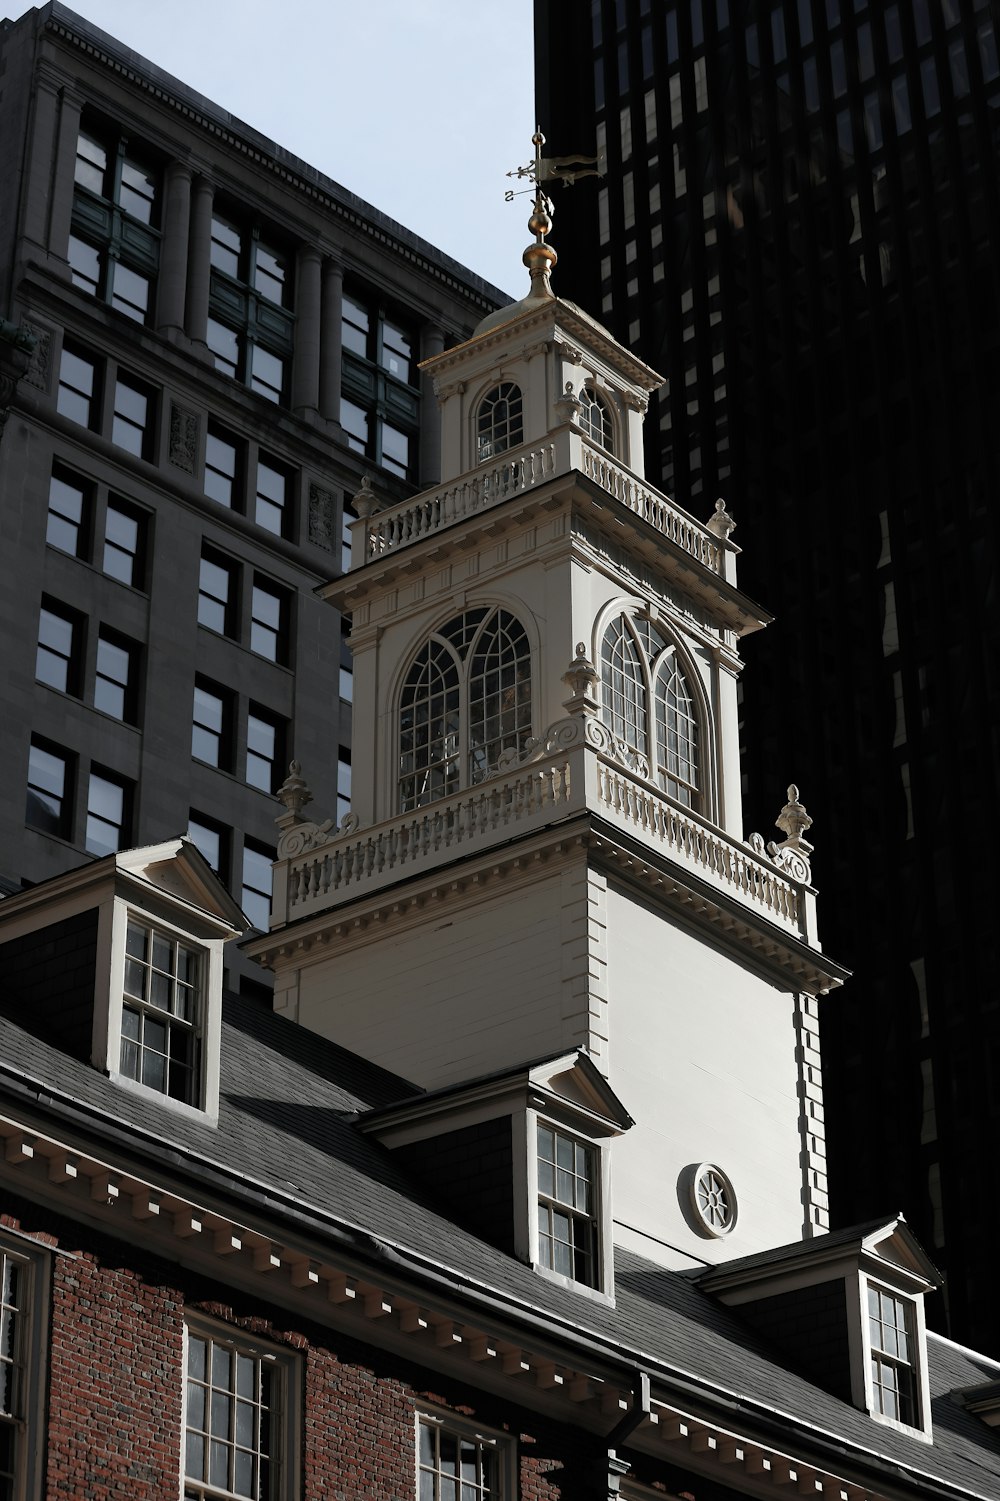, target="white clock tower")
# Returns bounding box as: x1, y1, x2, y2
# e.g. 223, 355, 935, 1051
249, 157, 845, 1278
